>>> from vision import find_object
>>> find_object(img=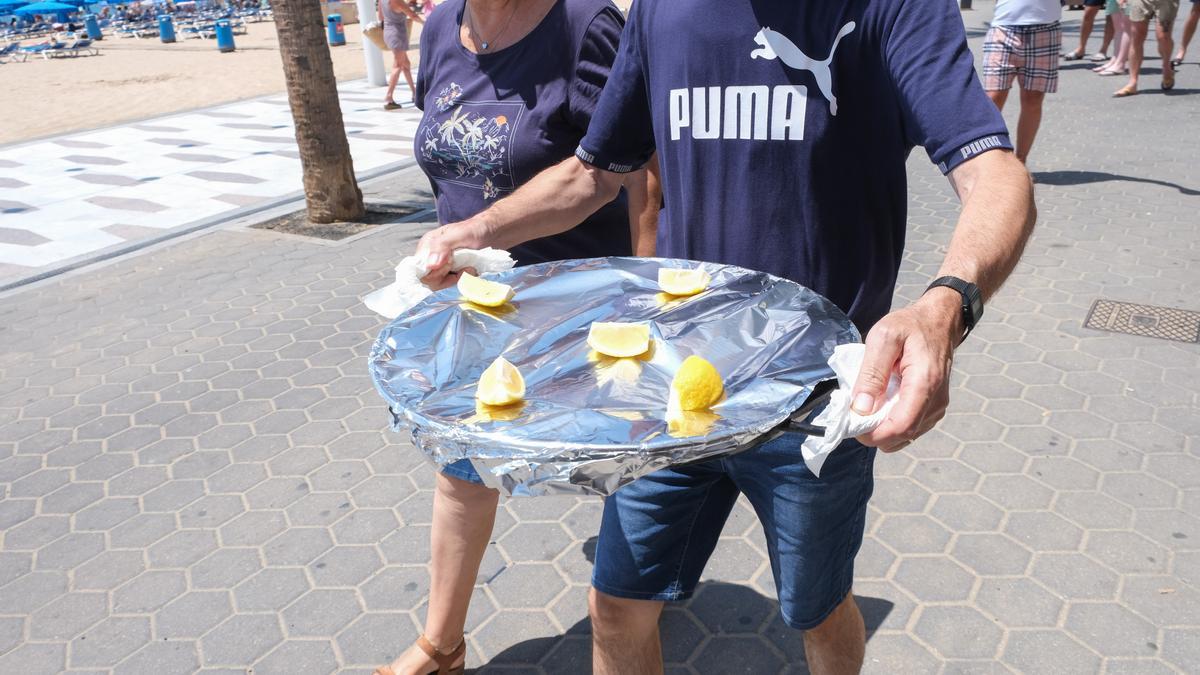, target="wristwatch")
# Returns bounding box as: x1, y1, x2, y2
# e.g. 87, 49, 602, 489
925, 276, 984, 343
